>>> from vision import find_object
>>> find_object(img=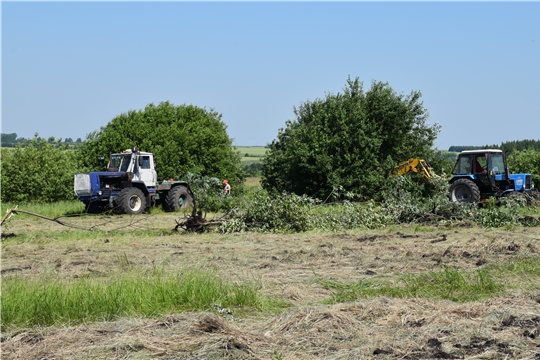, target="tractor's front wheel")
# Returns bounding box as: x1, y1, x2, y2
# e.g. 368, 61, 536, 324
505, 190, 540, 206
450, 179, 481, 203
163, 186, 193, 212
117, 187, 147, 214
